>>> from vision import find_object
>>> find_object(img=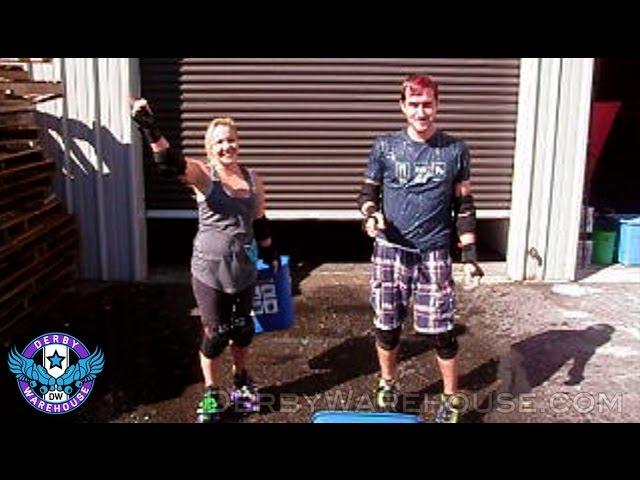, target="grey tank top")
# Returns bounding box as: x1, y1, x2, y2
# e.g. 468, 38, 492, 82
190, 164, 258, 293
